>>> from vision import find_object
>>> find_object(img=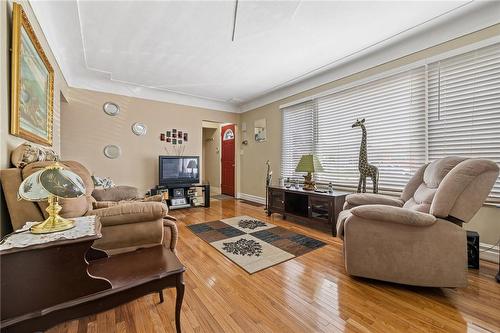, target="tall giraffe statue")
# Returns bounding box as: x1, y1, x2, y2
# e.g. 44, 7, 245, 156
352, 118, 379, 193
